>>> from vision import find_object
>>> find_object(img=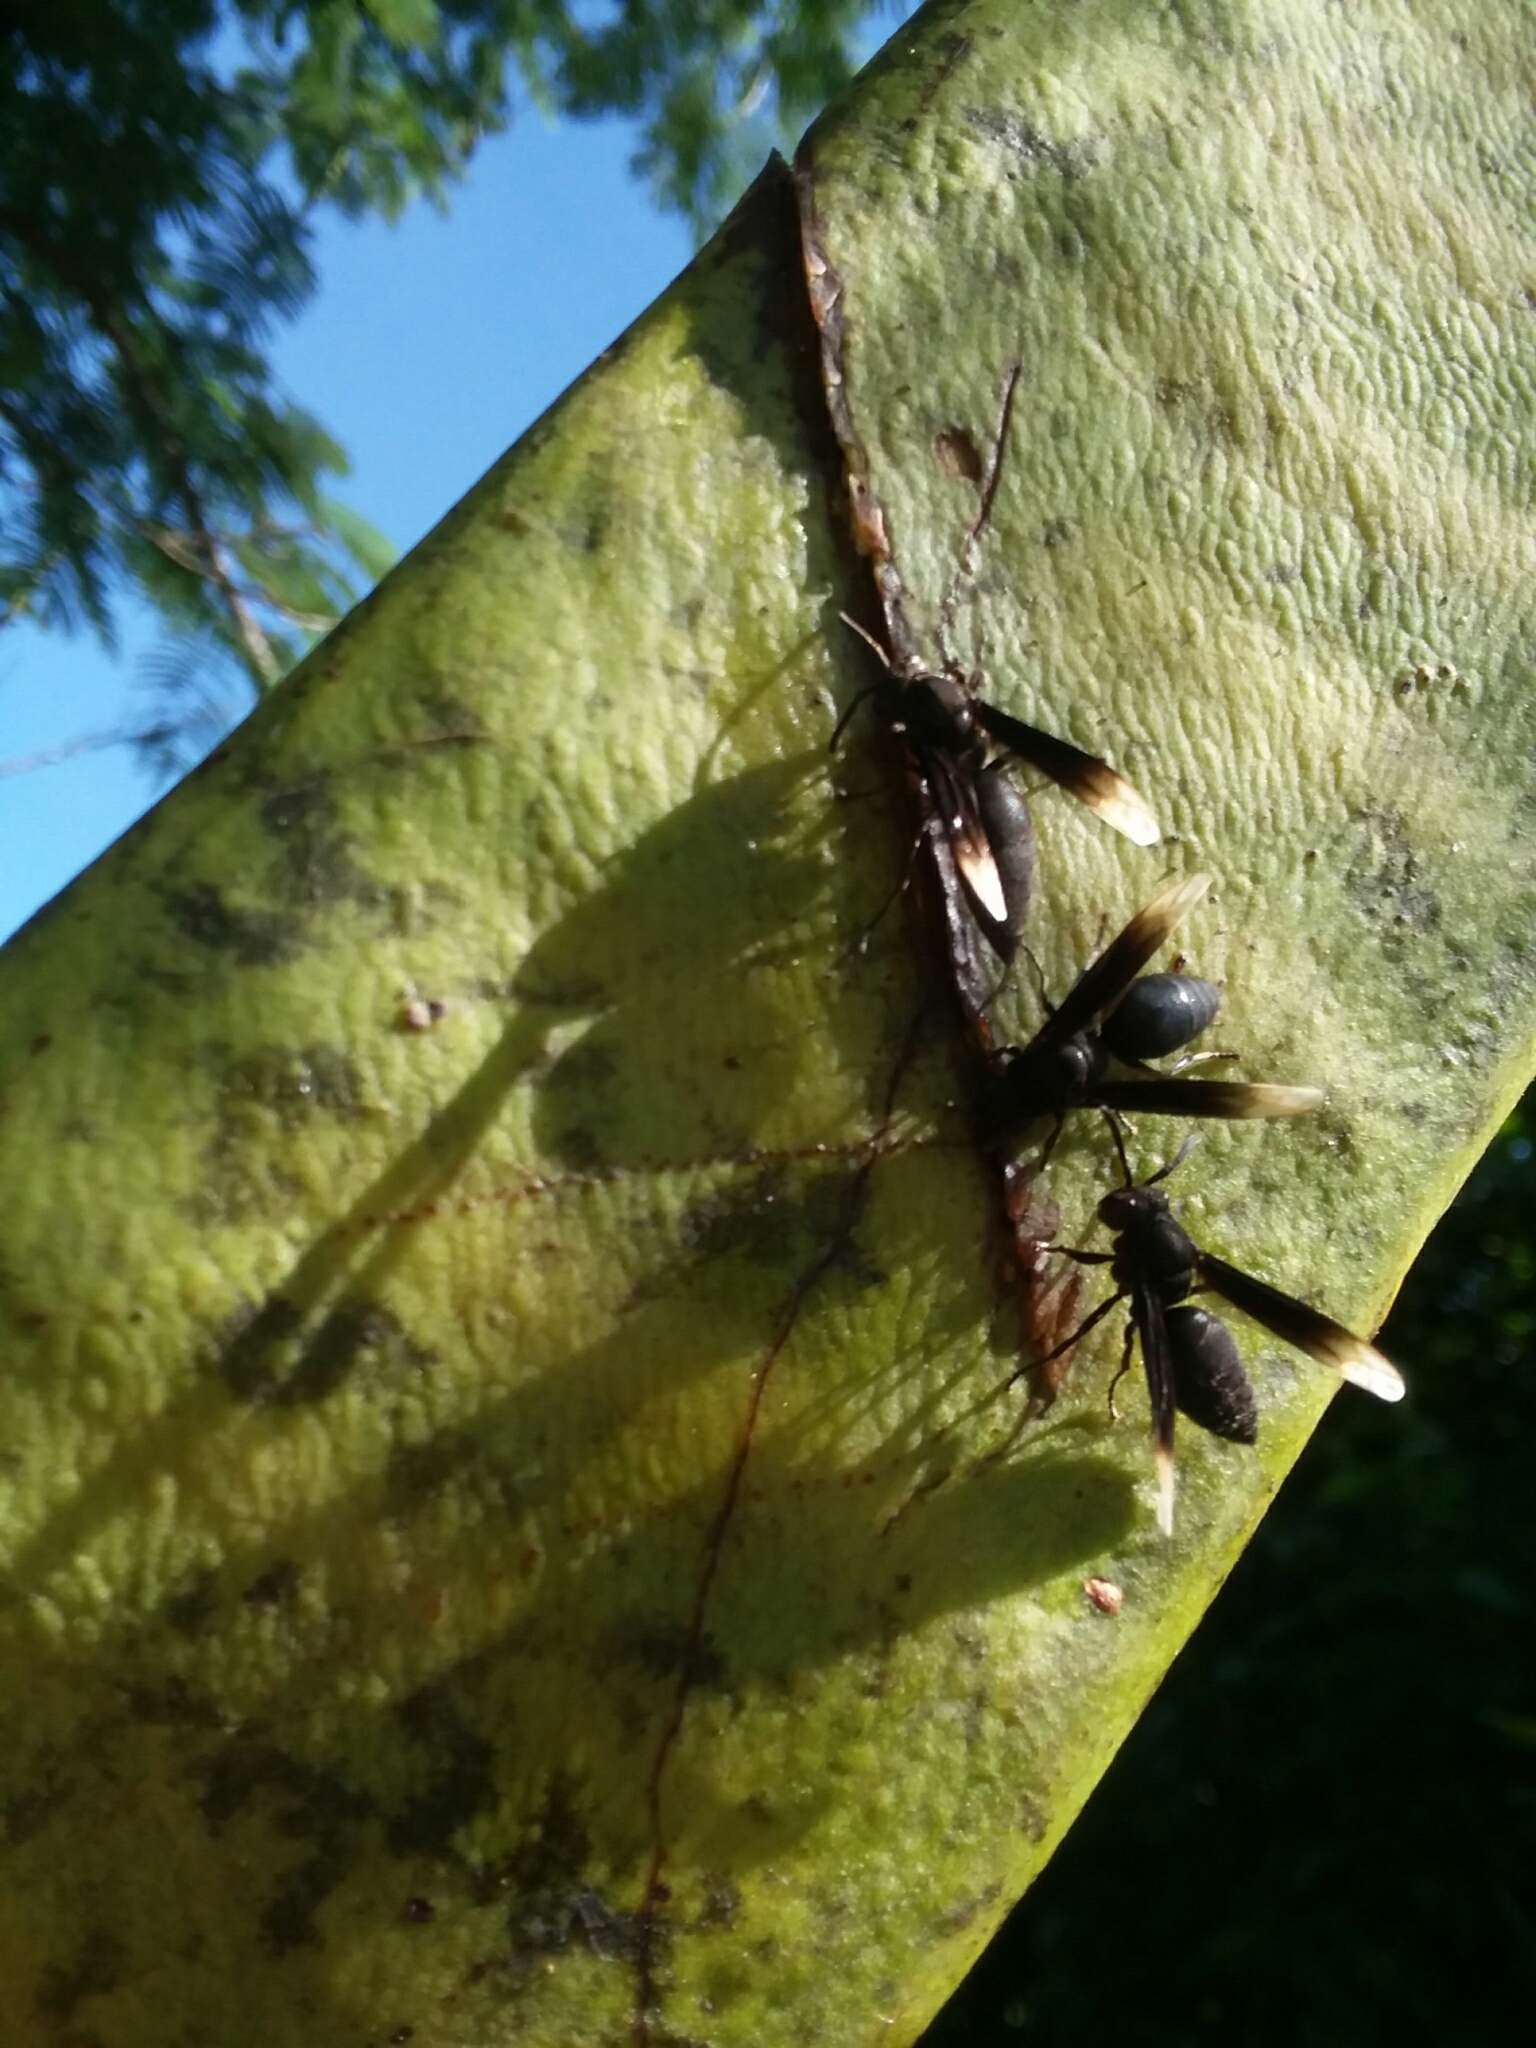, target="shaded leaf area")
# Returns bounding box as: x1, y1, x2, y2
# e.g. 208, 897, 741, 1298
925, 1092, 1536, 2046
